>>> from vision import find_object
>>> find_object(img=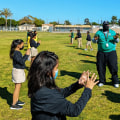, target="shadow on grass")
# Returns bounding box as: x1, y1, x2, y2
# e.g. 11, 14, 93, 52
80, 60, 96, 64
78, 53, 96, 57
60, 70, 82, 79
109, 114, 120, 120
0, 87, 13, 106
102, 90, 120, 103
